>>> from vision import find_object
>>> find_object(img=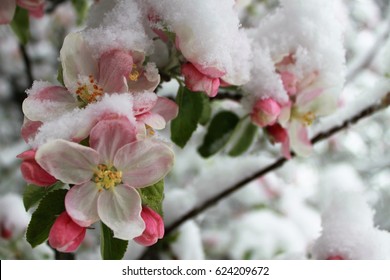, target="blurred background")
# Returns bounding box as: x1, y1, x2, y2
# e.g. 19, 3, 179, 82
1, 0, 390, 259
